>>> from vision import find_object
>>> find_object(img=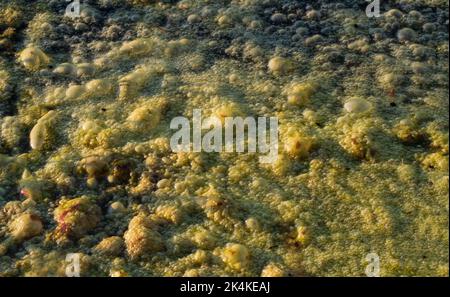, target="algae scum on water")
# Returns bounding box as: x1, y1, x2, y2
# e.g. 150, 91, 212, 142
0, 0, 448, 276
